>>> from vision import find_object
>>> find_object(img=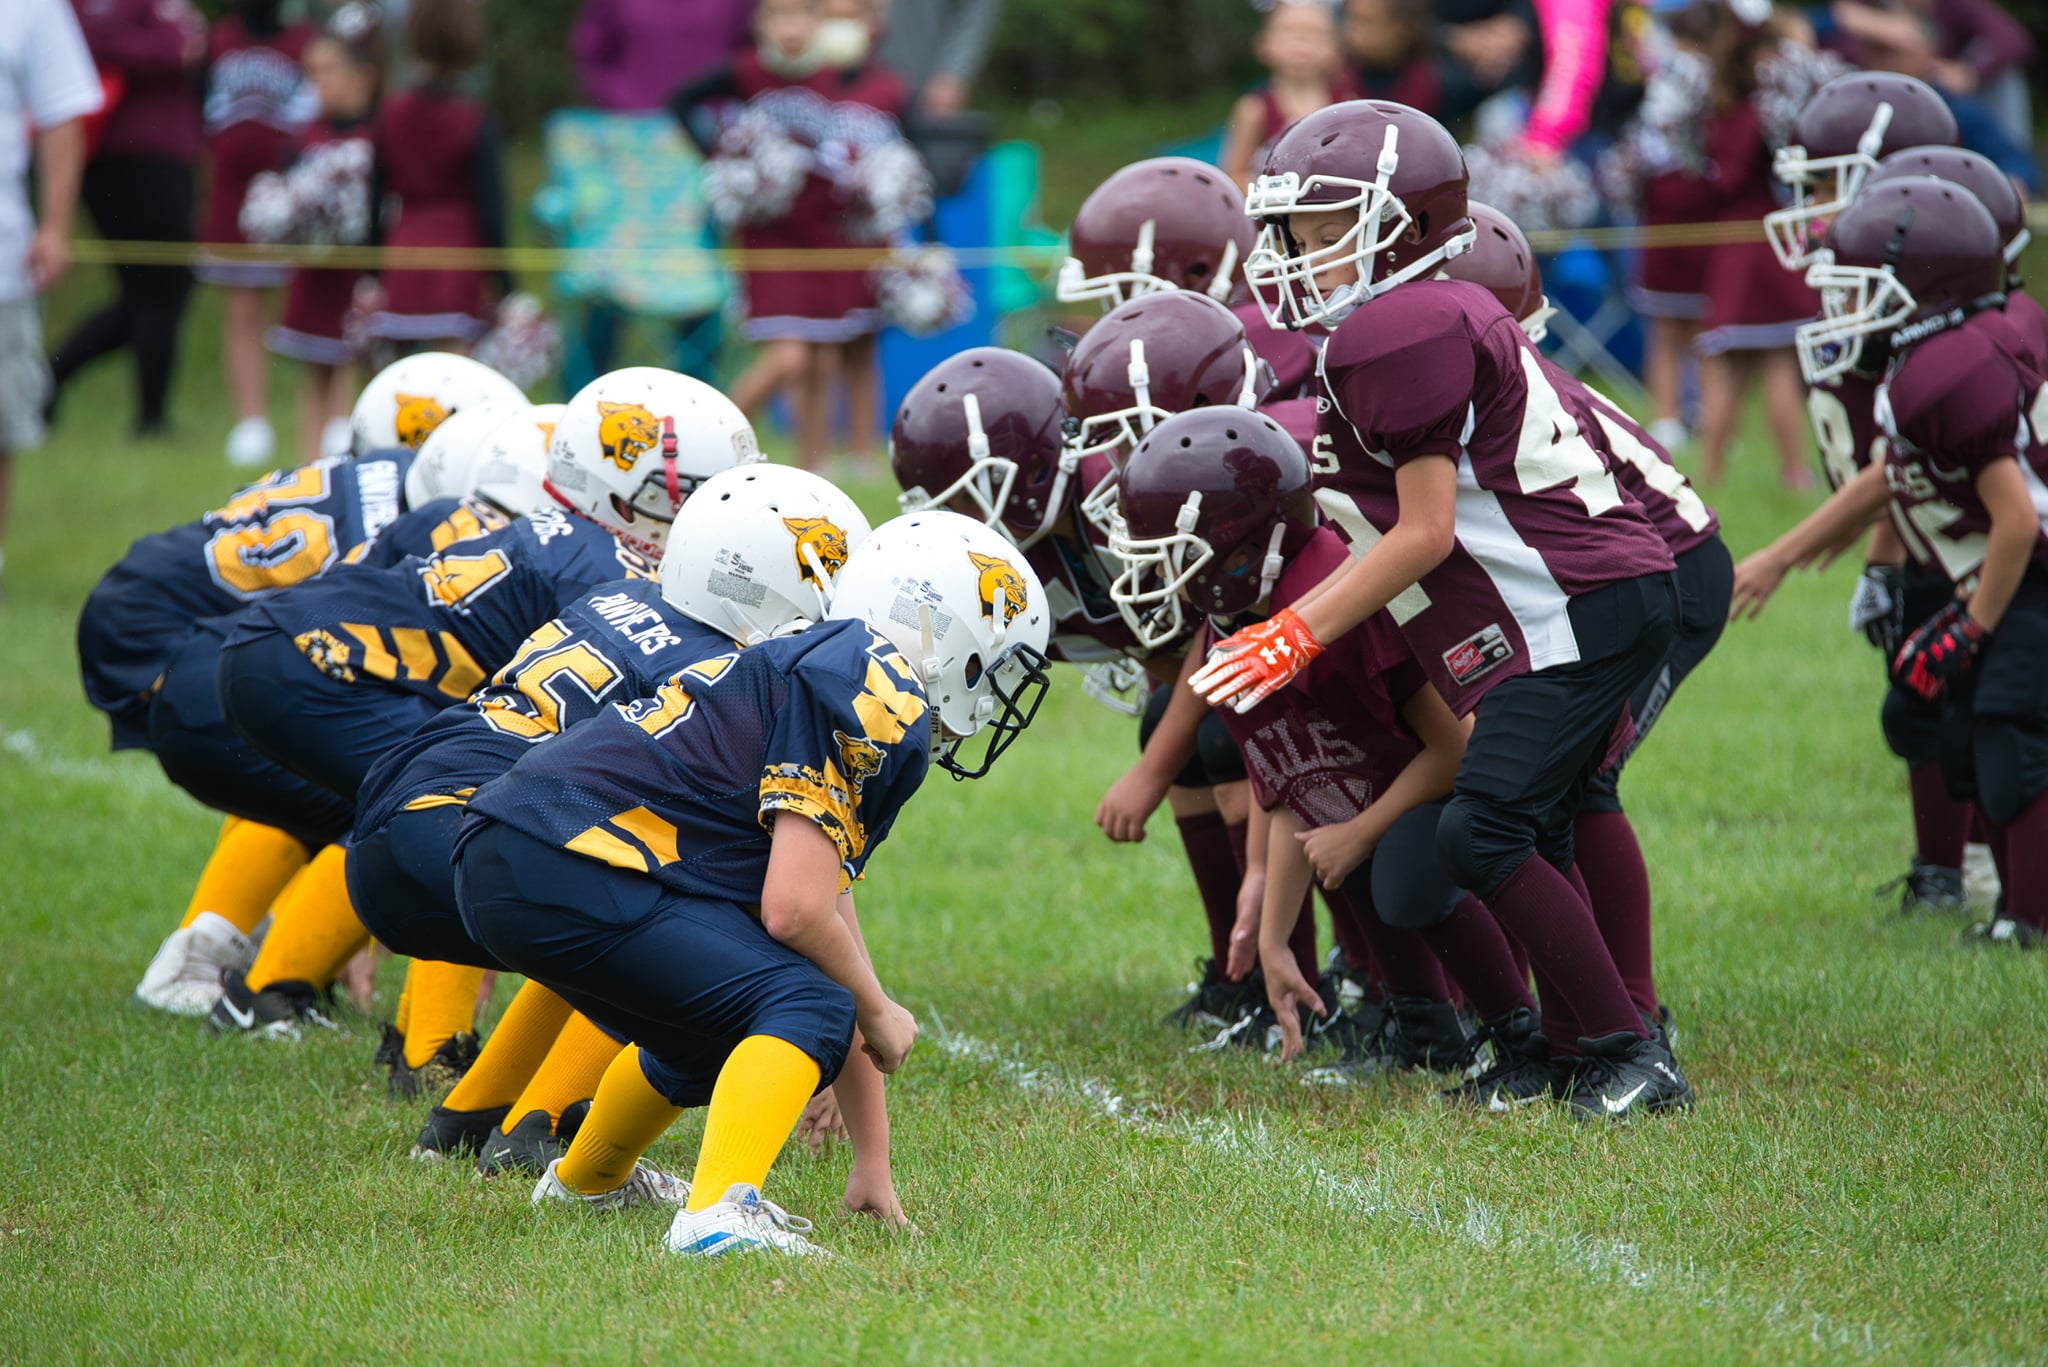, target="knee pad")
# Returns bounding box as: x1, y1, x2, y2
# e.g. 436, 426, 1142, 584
1578, 766, 1623, 815
1137, 684, 1170, 752
1193, 711, 1246, 785
1971, 719, 2048, 825
1370, 804, 1461, 929
1436, 797, 1521, 900
1881, 684, 1943, 766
